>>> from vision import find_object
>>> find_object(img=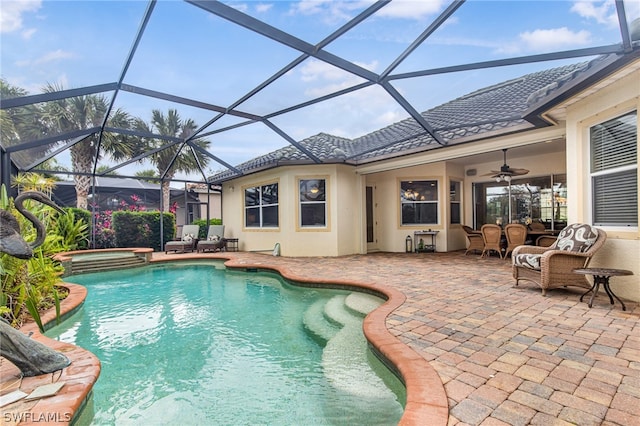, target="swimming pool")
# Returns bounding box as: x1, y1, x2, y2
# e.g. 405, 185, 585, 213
47, 261, 405, 425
